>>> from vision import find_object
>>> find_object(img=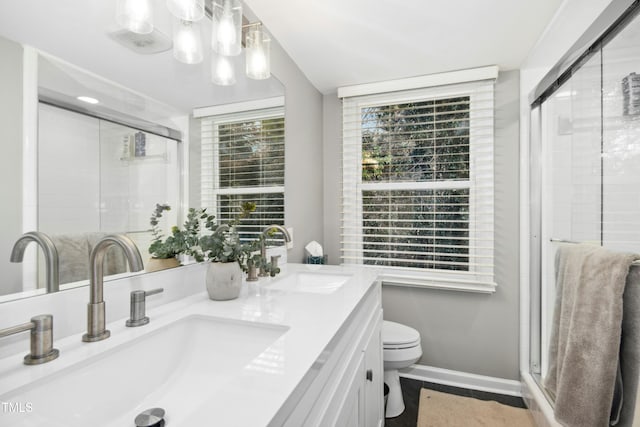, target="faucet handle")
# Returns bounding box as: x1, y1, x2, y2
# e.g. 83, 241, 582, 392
270, 255, 281, 270
0, 314, 59, 365
126, 288, 164, 327
144, 288, 164, 298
